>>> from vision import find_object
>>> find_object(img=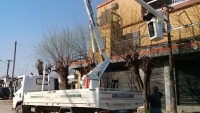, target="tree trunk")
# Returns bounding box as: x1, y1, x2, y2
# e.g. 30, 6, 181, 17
59, 77, 66, 90
64, 74, 70, 89
143, 72, 150, 112
130, 66, 143, 90
142, 57, 151, 112
58, 76, 69, 89
56, 66, 70, 89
